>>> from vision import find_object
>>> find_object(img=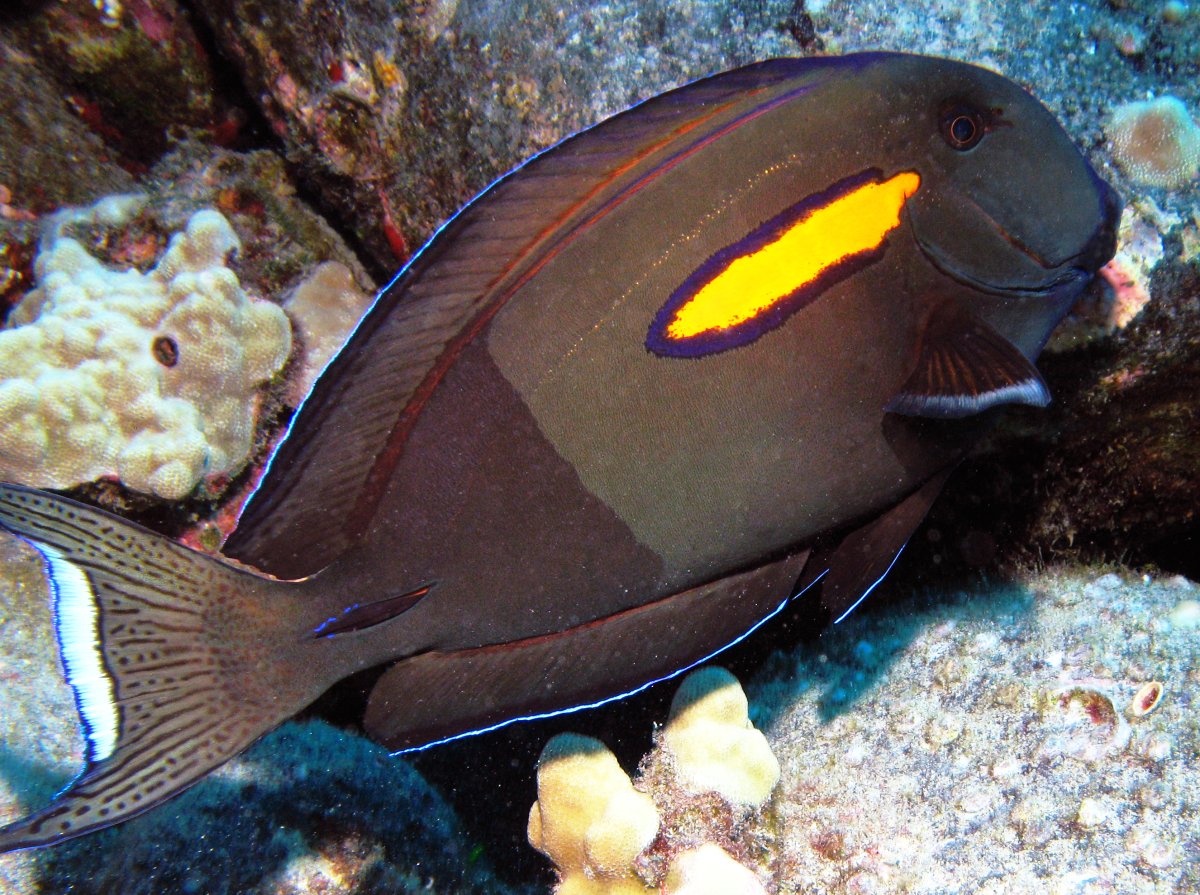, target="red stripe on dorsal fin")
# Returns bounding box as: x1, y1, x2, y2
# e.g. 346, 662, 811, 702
222, 59, 843, 579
